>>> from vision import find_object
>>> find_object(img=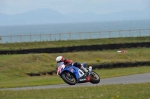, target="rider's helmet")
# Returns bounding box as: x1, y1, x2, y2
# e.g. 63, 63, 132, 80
56, 56, 65, 63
